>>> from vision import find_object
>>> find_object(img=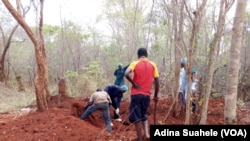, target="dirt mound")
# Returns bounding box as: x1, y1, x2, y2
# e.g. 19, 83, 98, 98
0, 95, 249, 141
